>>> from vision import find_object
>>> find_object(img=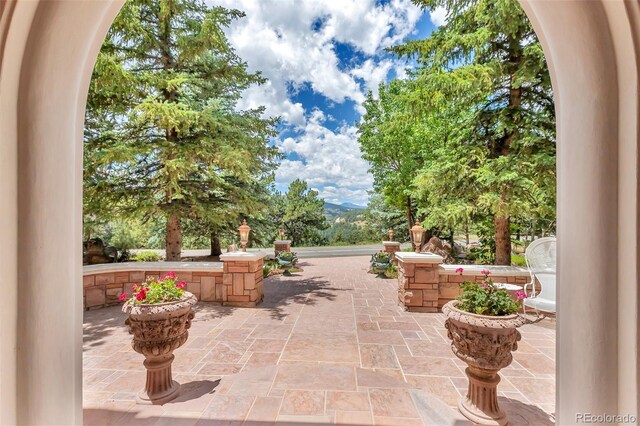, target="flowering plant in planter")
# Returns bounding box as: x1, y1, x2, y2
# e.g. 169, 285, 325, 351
119, 271, 187, 304
455, 268, 527, 316
120, 271, 196, 405
443, 267, 530, 425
